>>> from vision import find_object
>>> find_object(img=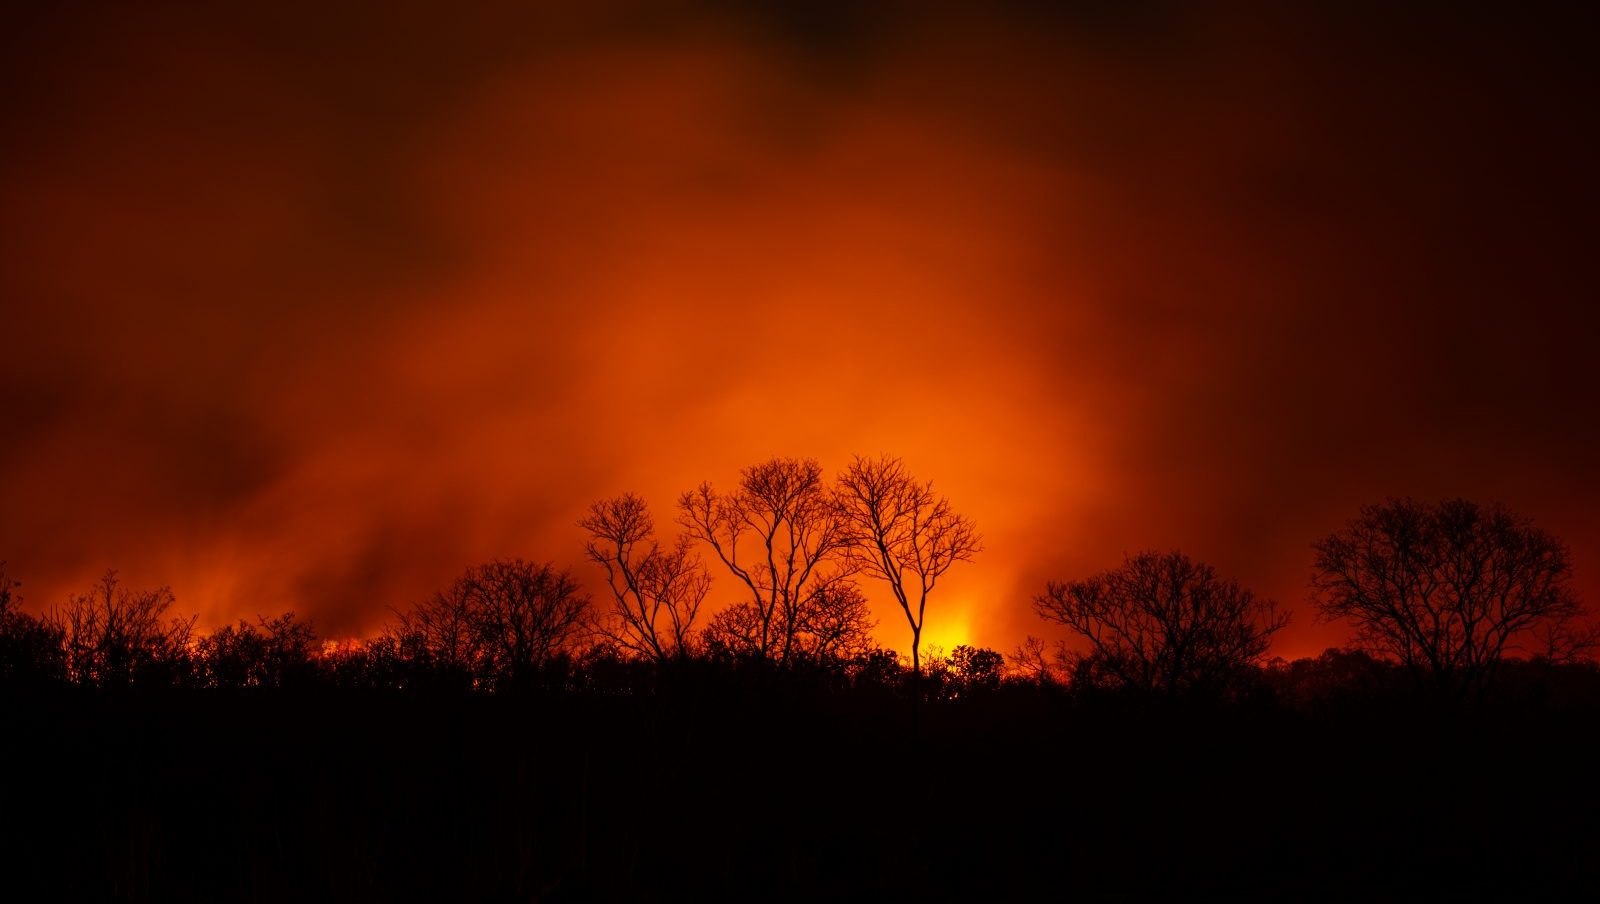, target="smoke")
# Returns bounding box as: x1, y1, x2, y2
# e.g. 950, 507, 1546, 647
3, 1, 1596, 657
